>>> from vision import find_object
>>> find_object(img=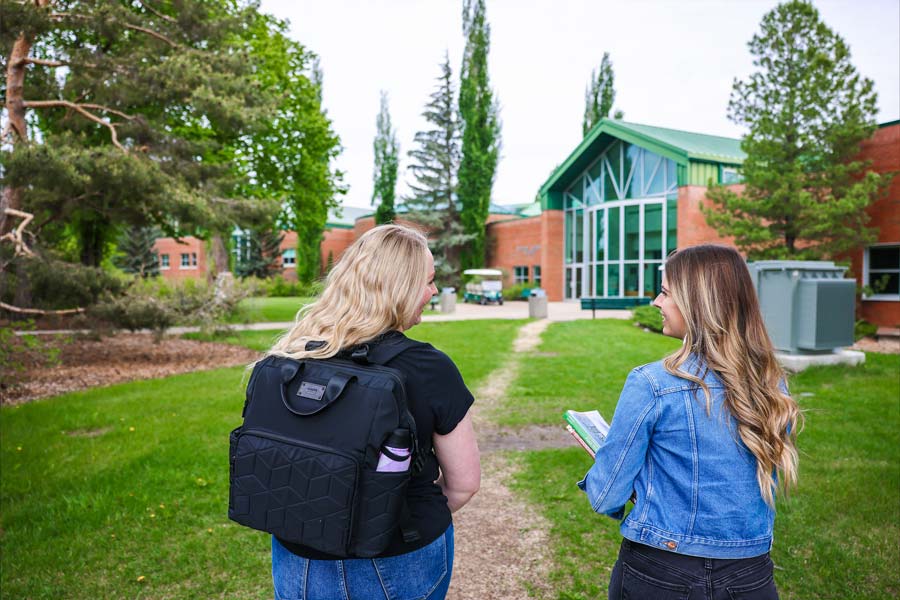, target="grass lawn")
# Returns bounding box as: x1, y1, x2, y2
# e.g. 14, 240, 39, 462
0, 320, 521, 598
510, 321, 899, 600
226, 296, 313, 323
497, 319, 681, 426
